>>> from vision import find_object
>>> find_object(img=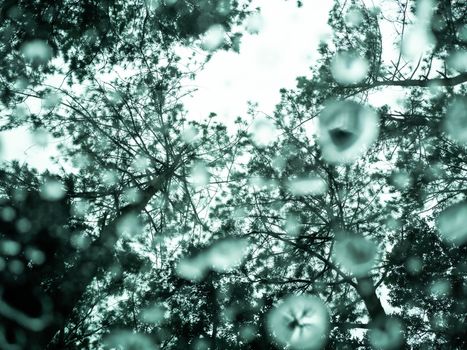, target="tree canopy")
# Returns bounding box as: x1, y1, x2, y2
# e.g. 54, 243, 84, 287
0, 0, 466, 349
